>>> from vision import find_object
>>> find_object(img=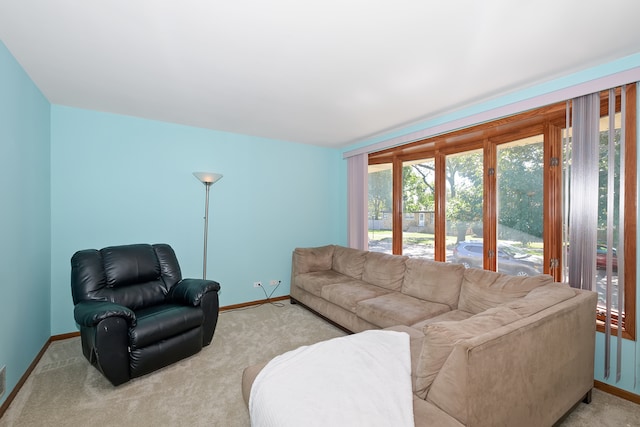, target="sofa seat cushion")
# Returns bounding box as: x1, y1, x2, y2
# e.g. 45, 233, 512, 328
130, 304, 204, 350
401, 259, 465, 308
296, 270, 354, 297
357, 293, 451, 328
415, 306, 521, 399
332, 246, 367, 279
411, 309, 474, 330
362, 251, 409, 291
321, 281, 391, 312
457, 268, 554, 314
